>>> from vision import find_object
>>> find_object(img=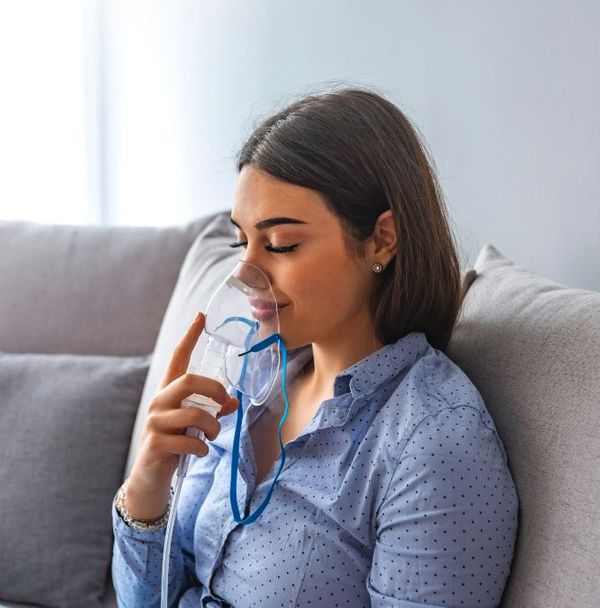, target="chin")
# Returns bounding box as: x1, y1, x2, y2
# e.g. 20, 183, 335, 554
276, 330, 312, 352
